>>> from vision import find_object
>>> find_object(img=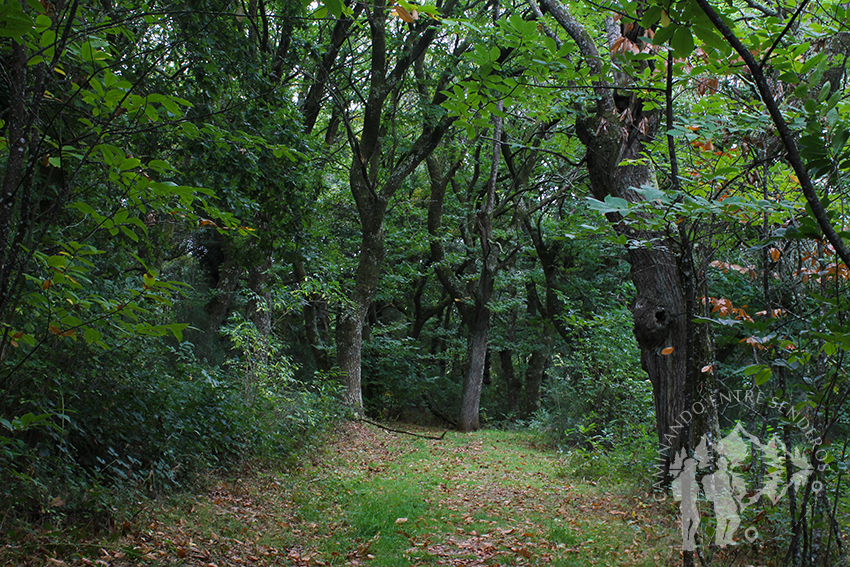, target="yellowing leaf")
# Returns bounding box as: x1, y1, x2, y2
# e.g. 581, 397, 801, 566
660, 10, 671, 27
661, 347, 674, 355
701, 364, 713, 373
393, 4, 417, 22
